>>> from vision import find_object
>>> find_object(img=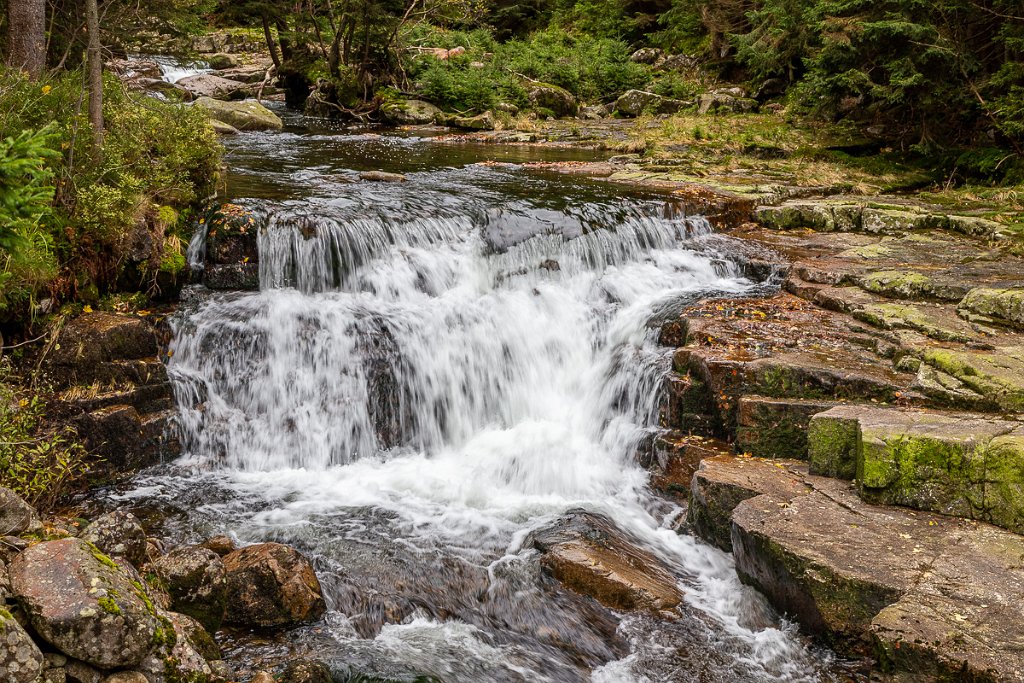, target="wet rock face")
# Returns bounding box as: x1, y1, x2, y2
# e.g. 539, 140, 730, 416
0, 610, 44, 683
0, 487, 40, 536
528, 510, 683, 616
152, 546, 228, 632
9, 538, 159, 669
222, 543, 326, 629
81, 511, 148, 568
45, 313, 160, 388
